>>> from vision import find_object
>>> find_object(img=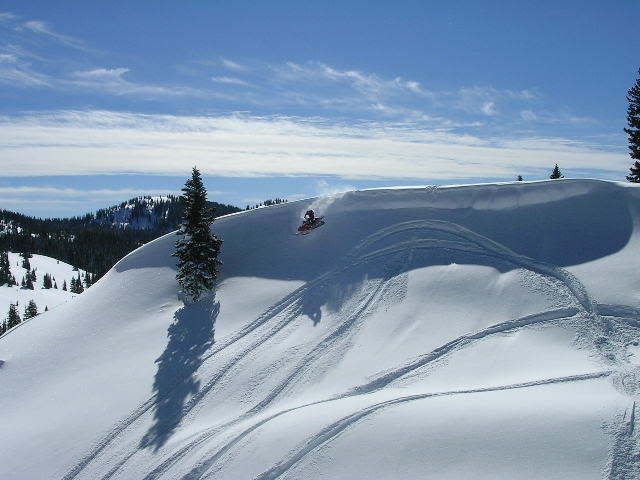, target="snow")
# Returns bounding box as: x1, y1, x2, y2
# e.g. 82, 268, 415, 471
1, 179, 640, 479
0, 252, 89, 325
